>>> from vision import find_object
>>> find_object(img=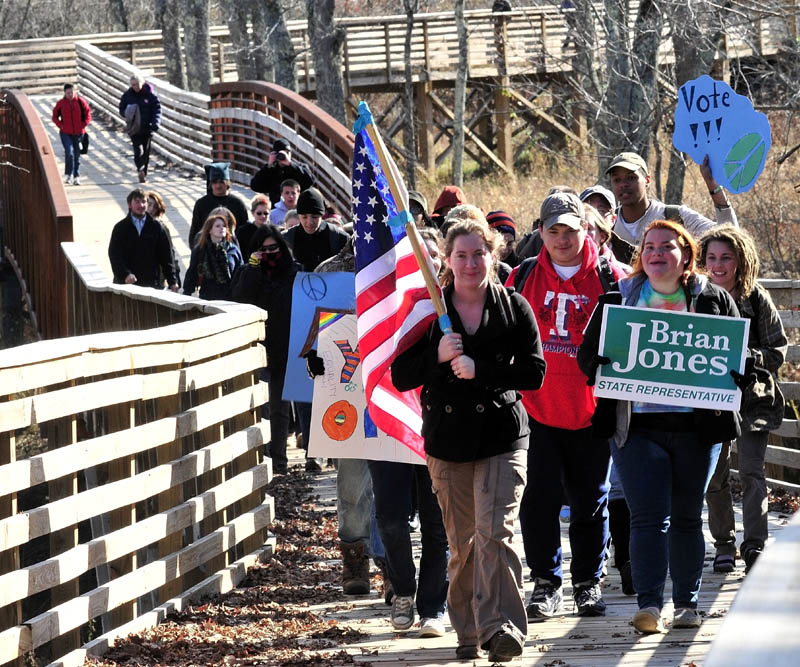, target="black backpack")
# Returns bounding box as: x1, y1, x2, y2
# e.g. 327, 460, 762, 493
513, 254, 618, 294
